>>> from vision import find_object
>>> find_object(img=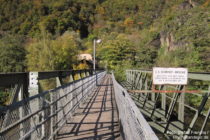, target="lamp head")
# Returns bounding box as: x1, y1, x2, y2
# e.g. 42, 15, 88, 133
96, 39, 102, 44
